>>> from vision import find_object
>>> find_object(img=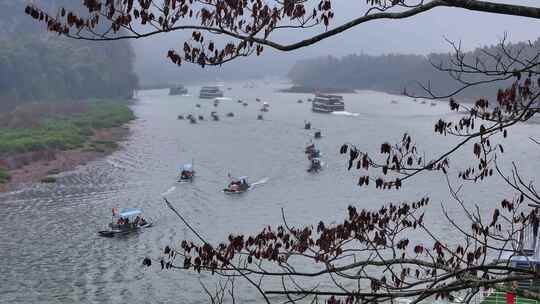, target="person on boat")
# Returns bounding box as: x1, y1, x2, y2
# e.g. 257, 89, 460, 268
139, 218, 147, 226
181, 170, 192, 180
240, 179, 249, 190
229, 182, 239, 191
